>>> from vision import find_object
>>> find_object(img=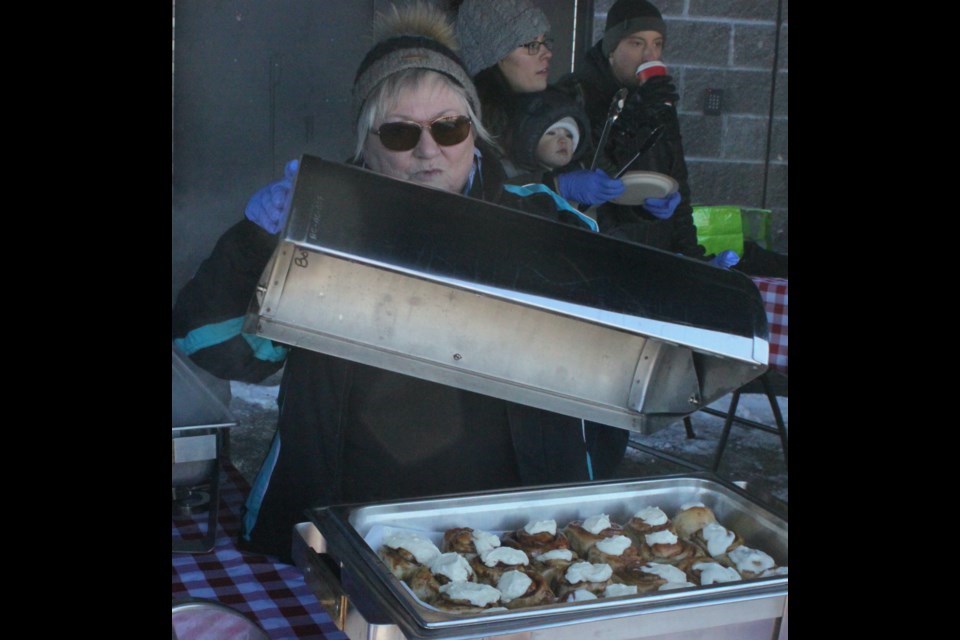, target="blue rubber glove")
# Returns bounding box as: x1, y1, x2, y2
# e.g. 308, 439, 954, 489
643, 190, 681, 219
244, 159, 299, 234
556, 169, 625, 206
709, 250, 740, 269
